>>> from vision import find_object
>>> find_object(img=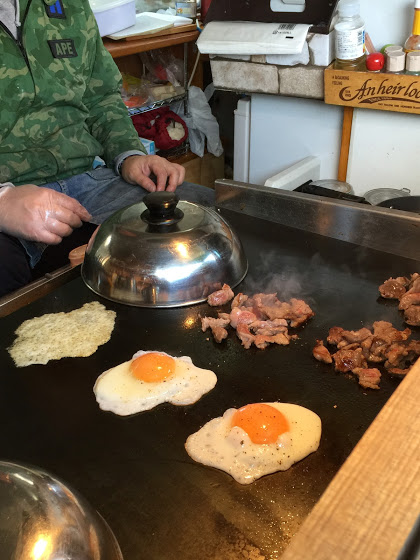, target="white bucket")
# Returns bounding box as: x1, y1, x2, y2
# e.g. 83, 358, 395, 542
89, 0, 136, 37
